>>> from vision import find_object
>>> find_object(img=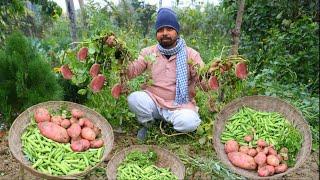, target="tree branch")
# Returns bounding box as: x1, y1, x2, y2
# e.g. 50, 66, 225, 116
230, 0, 245, 56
